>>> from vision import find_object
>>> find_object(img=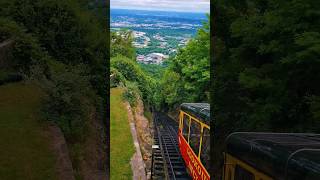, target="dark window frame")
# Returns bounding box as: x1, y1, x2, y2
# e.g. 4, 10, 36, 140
200, 127, 210, 170
189, 118, 201, 157
182, 114, 190, 141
